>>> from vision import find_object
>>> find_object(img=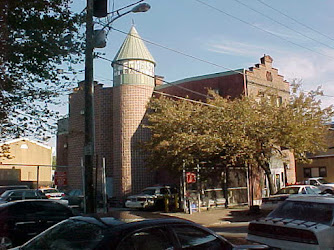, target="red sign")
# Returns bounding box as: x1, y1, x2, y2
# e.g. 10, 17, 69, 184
186, 172, 196, 184
54, 171, 67, 186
